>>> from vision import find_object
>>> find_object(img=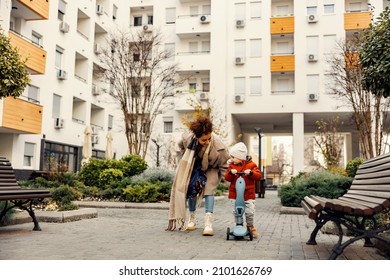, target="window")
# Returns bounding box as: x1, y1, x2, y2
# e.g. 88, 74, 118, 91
163, 117, 174, 133
323, 35, 337, 54
31, 31, 42, 46
307, 74, 320, 94
190, 6, 199, 16
250, 1, 262, 19
202, 5, 211, 15
276, 5, 289, 16
133, 53, 140, 62
147, 15, 153, 25
55, 46, 64, 69
189, 42, 198, 53
324, 4, 335, 14
306, 35, 319, 55
250, 39, 262, 57
202, 81, 210, 92
235, 3, 246, 20
58, 0, 66, 21
27, 85, 39, 103
250, 76, 262, 95
108, 115, 114, 130
201, 41, 210, 53
113, 5, 118, 20
234, 77, 246, 95
164, 43, 175, 60
349, 2, 363, 12
307, 6, 317, 15
166, 8, 176, 24
189, 82, 197, 93
24, 142, 35, 167
52, 94, 61, 118
134, 16, 142, 26
234, 40, 246, 58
